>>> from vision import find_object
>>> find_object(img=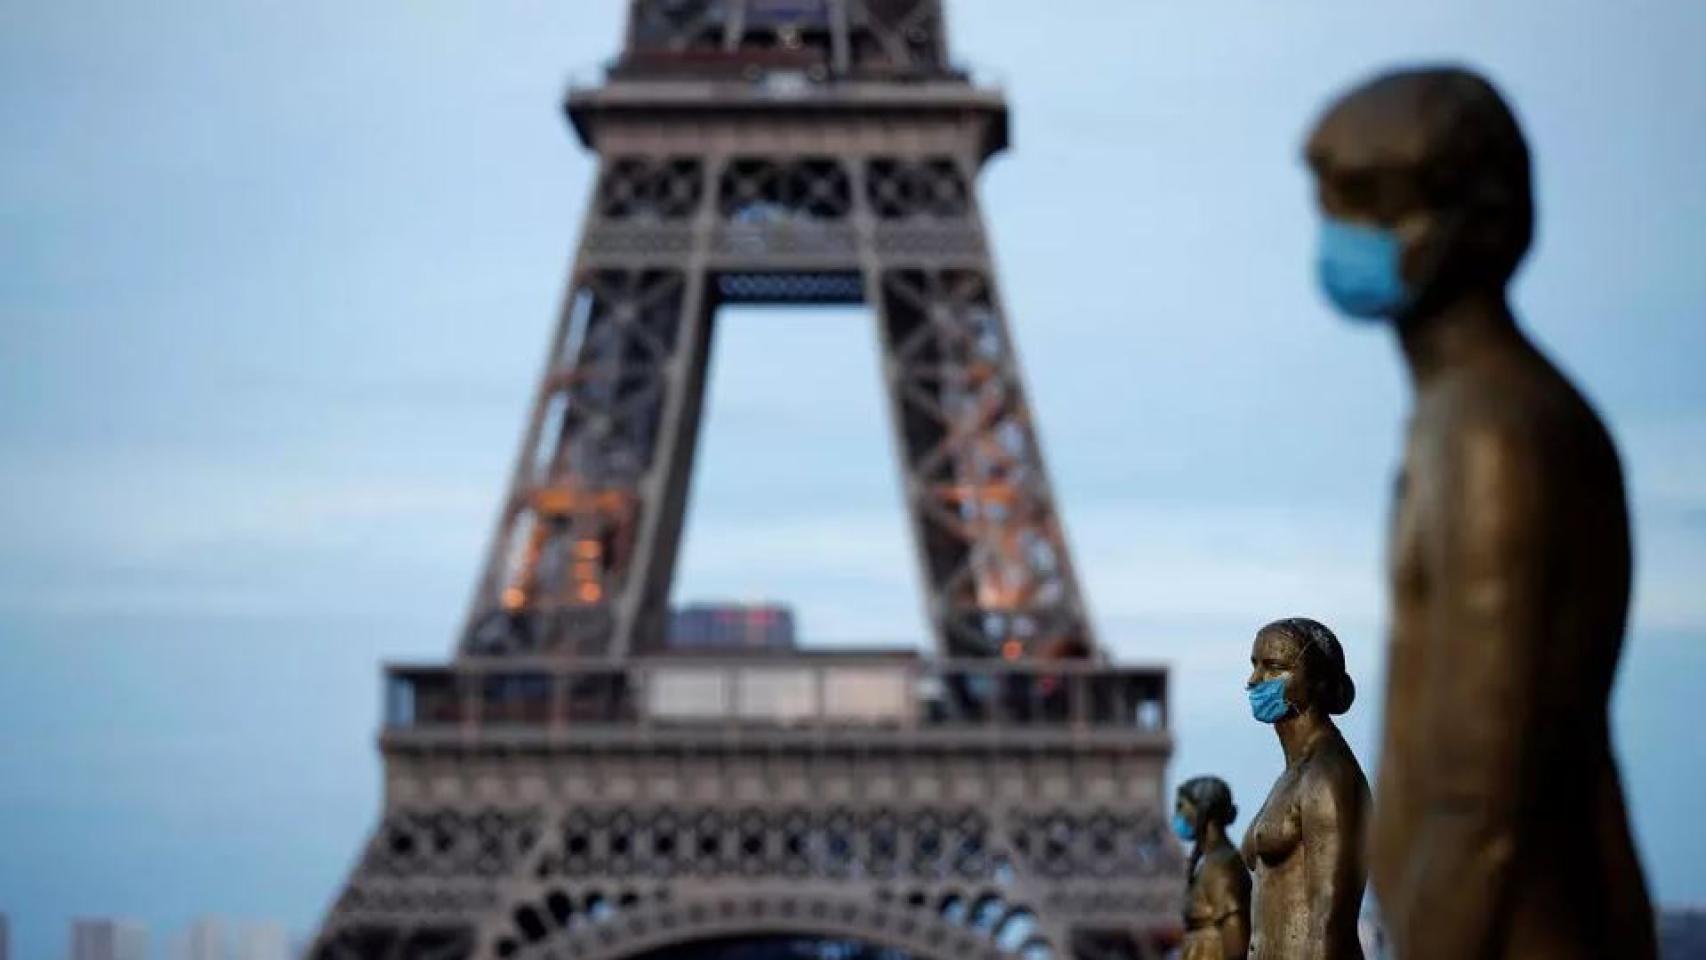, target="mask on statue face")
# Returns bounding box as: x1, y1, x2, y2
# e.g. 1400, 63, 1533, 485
1247, 676, 1293, 724
1316, 218, 1413, 320
1173, 812, 1196, 843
